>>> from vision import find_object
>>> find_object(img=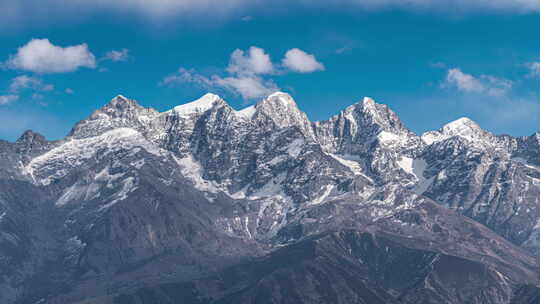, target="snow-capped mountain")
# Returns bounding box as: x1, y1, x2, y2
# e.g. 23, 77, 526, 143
1, 92, 540, 304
